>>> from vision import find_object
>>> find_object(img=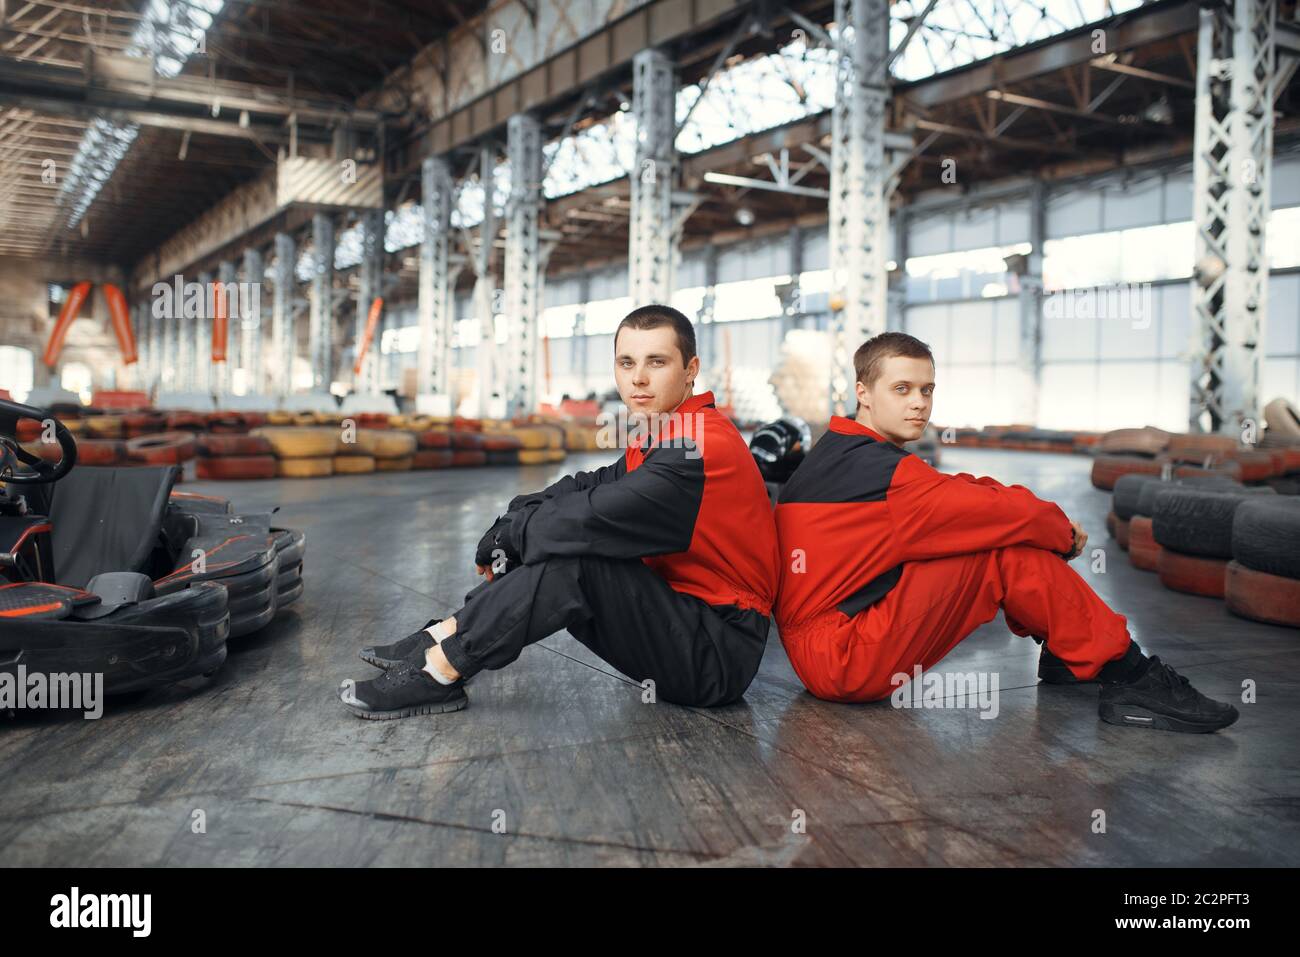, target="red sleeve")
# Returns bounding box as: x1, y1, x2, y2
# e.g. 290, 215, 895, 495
887, 455, 1074, 561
